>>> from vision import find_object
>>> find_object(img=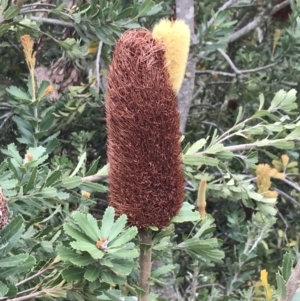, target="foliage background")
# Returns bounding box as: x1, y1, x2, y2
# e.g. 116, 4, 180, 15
1, 0, 300, 300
